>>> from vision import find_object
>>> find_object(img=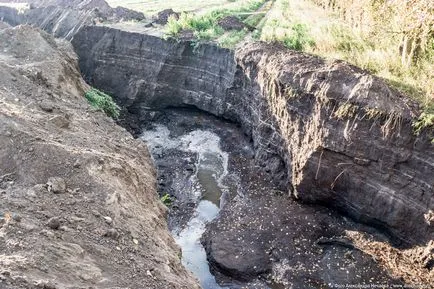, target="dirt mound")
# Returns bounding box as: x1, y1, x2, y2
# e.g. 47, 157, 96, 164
112, 6, 145, 21
0, 21, 9, 29
0, 0, 145, 40
217, 16, 250, 31
0, 25, 199, 289
155, 8, 179, 25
